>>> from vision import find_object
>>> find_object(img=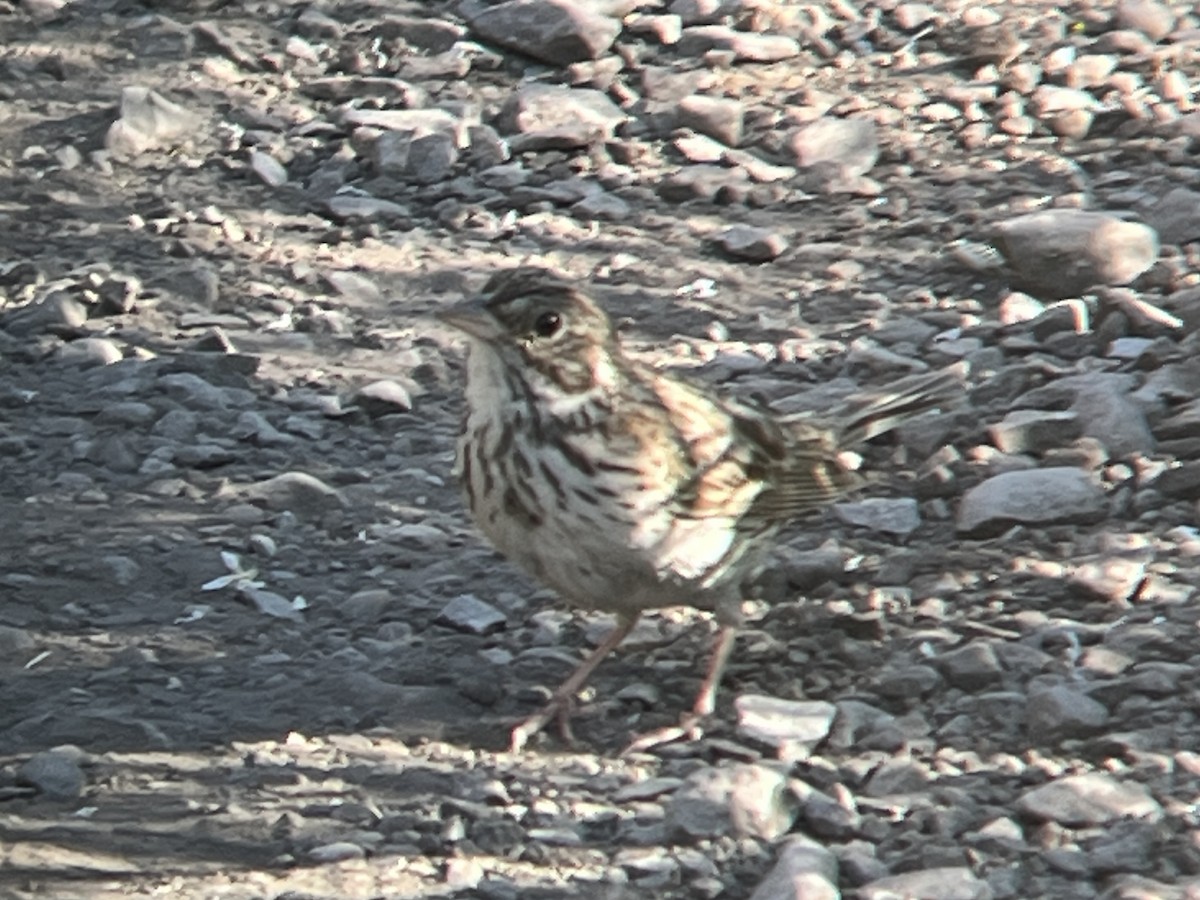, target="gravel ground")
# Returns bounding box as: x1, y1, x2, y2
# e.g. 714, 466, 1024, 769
3, 0, 1200, 898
